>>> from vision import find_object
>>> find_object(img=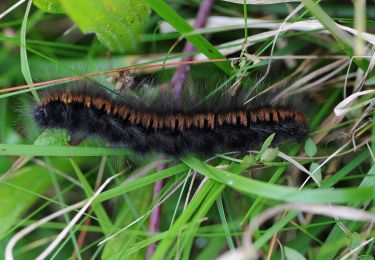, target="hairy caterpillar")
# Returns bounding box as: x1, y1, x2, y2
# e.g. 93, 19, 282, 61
32, 79, 308, 156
